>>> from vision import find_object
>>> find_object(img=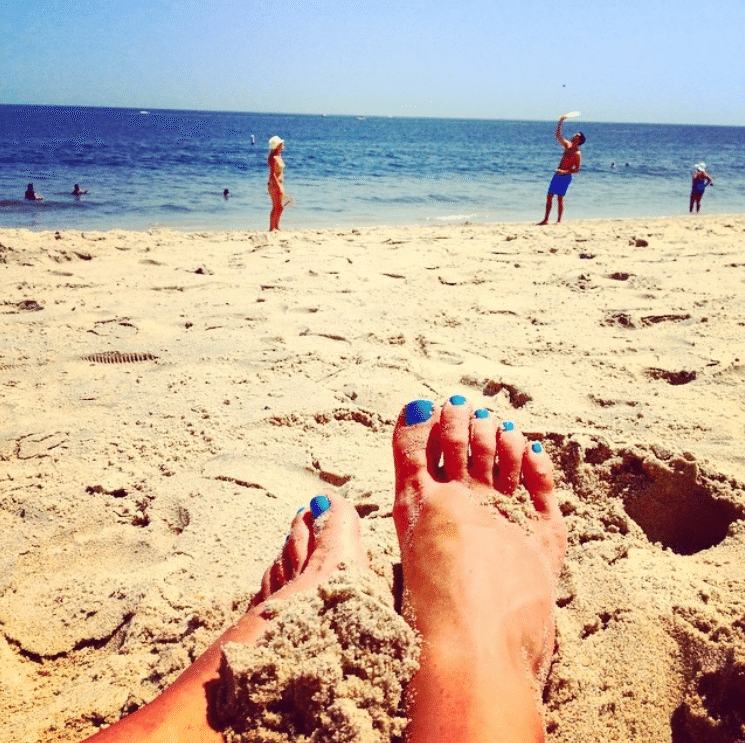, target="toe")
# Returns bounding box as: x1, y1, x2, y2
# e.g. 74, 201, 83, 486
393, 399, 441, 537
522, 441, 567, 576
268, 558, 285, 593
305, 493, 368, 571
284, 506, 312, 579
257, 555, 284, 603
521, 442, 556, 513
469, 408, 496, 486
439, 395, 472, 481
494, 420, 526, 494
392, 400, 440, 481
